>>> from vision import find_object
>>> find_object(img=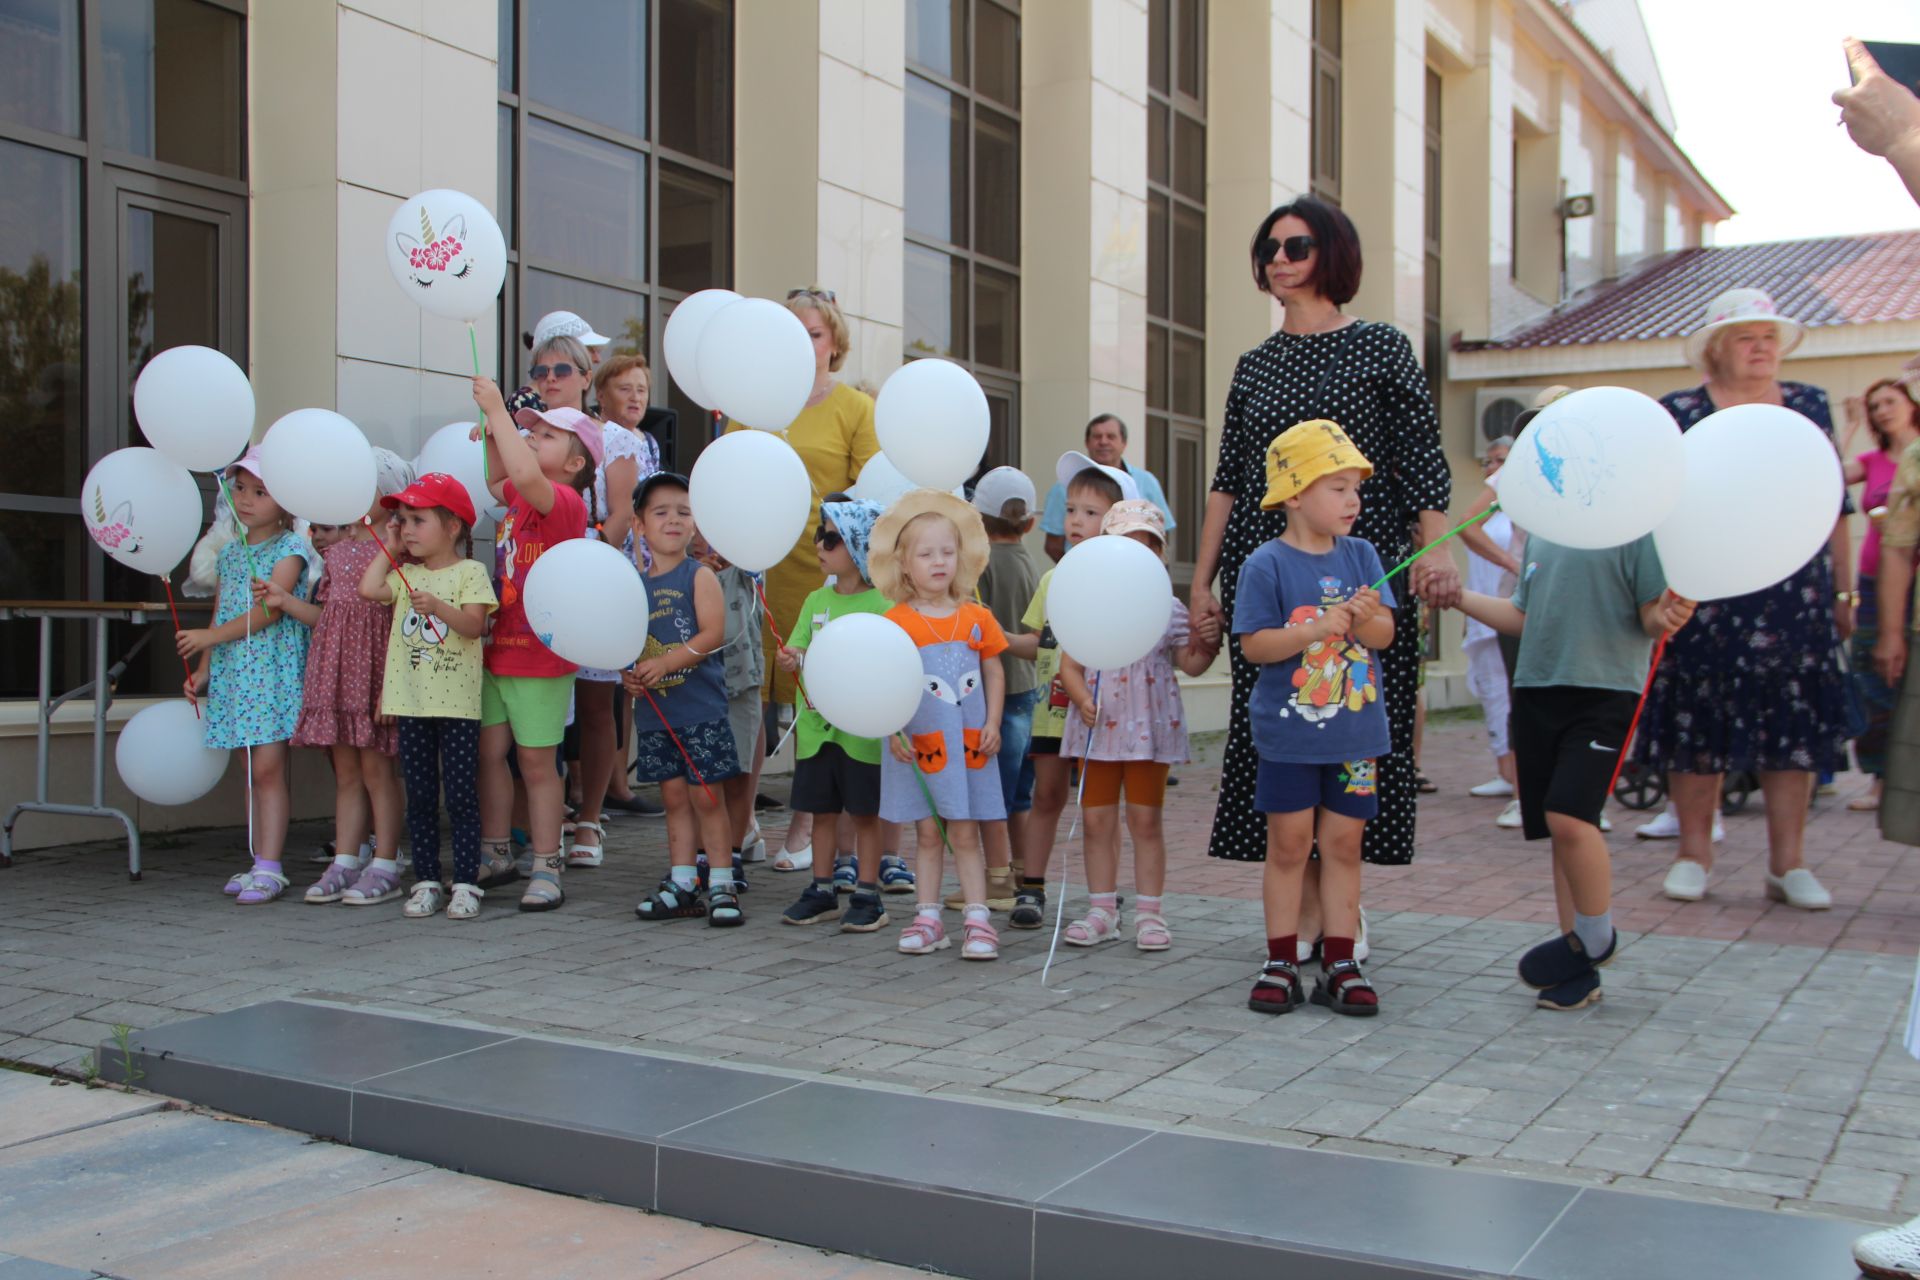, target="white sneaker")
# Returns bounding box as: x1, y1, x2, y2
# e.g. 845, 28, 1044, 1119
1765, 867, 1832, 910
1599, 812, 1613, 832
1634, 806, 1724, 842
1495, 800, 1522, 829
1469, 778, 1514, 798
1662, 859, 1708, 901
1853, 1212, 1920, 1279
